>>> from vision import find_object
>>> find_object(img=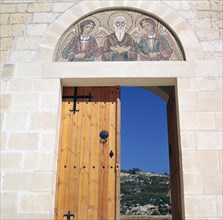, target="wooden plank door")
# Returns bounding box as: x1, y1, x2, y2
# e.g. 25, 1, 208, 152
167, 87, 183, 220
55, 87, 120, 220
